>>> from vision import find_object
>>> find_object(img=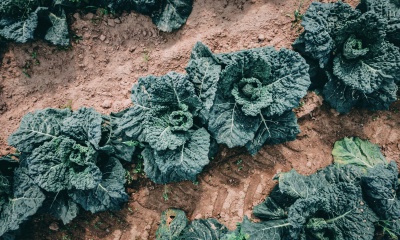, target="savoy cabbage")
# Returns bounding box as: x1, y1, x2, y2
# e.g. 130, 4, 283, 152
243, 137, 399, 239
115, 72, 211, 184
293, 1, 400, 113
186, 42, 310, 155
6, 107, 133, 226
